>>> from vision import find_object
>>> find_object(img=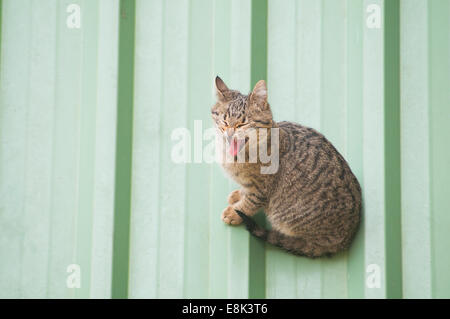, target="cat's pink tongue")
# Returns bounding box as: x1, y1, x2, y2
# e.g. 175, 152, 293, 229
229, 139, 241, 157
